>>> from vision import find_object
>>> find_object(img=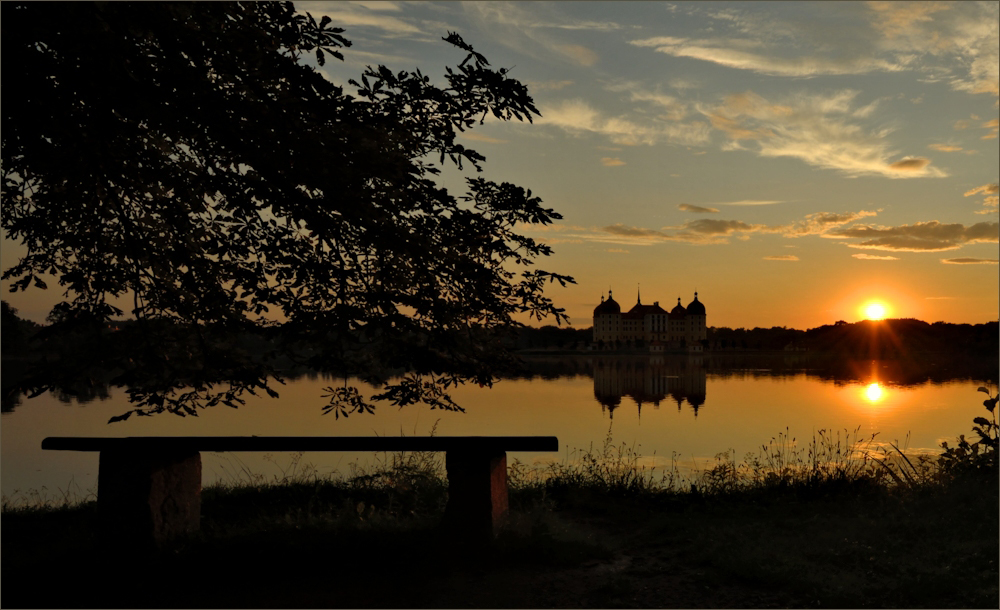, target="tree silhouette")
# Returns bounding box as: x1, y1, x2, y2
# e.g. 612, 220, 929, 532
1, 2, 572, 420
